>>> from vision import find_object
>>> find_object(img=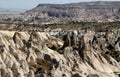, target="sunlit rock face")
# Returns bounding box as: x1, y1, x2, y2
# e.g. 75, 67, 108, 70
0, 30, 120, 77
3, 2, 120, 23
23, 1, 120, 22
